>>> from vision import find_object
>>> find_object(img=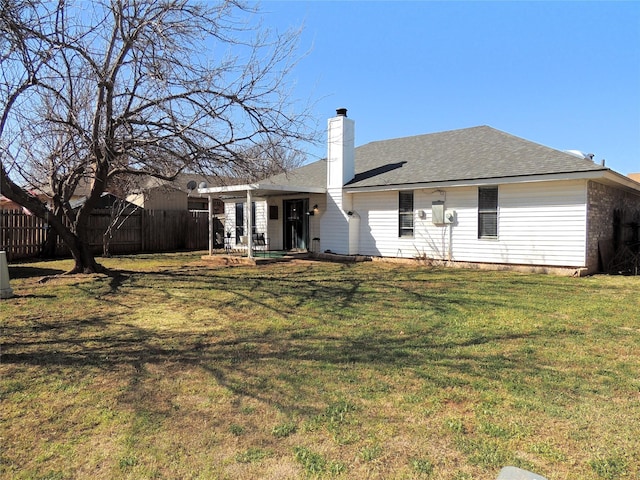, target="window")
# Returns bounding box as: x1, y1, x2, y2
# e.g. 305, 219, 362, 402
236, 201, 257, 243
235, 203, 244, 243
187, 198, 208, 211
478, 186, 498, 238
399, 191, 414, 238
251, 201, 257, 234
